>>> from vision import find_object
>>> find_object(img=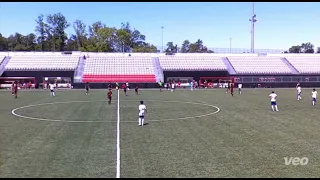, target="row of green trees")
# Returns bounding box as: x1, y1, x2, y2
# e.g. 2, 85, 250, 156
0, 12, 319, 53
0, 12, 214, 53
